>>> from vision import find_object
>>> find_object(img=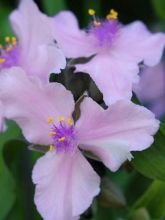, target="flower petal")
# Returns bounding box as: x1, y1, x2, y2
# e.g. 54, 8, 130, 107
76, 54, 139, 104
134, 64, 165, 102
150, 98, 165, 118
32, 150, 100, 220
53, 11, 96, 58
0, 101, 6, 132
115, 21, 165, 66
0, 67, 74, 145
134, 63, 165, 118
10, 0, 66, 81
75, 98, 159, 170
81, 140, 131, 172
